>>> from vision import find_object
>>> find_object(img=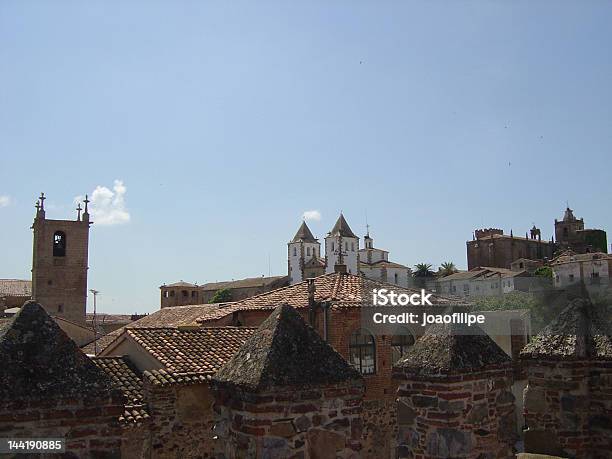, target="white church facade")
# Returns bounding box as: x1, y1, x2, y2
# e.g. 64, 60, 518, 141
288, 214, 411, 287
